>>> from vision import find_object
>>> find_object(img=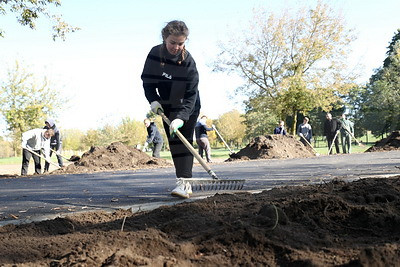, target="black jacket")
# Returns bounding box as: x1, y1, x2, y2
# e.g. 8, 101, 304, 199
195, 121, 213, 139
324, 118, 341, 137
146, 122, 163, 144
44, 119, 62, 150
141, 44, 201, 121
